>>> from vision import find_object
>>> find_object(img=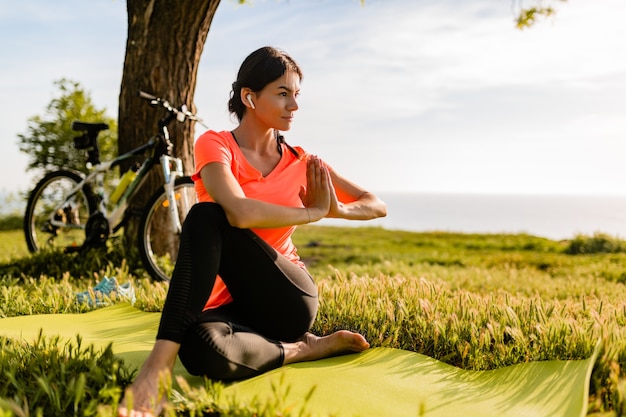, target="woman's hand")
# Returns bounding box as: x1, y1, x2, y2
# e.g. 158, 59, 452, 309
322, 167, 388, 221
326, 182, 345, 219
299, 155, 331, 221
